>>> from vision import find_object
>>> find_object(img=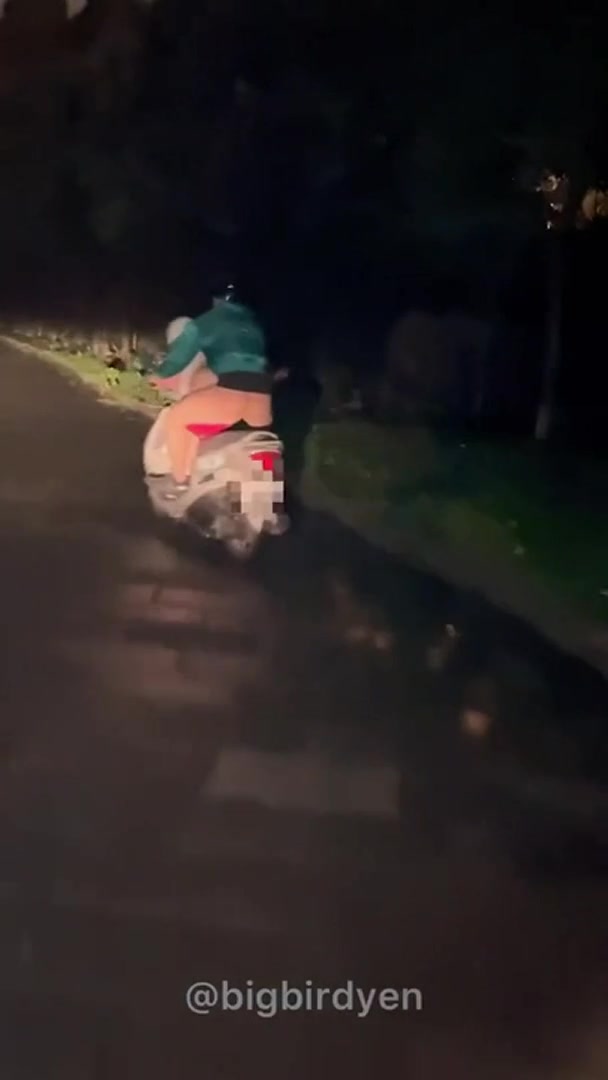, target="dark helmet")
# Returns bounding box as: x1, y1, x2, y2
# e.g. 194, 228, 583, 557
212, 280, 237, 304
